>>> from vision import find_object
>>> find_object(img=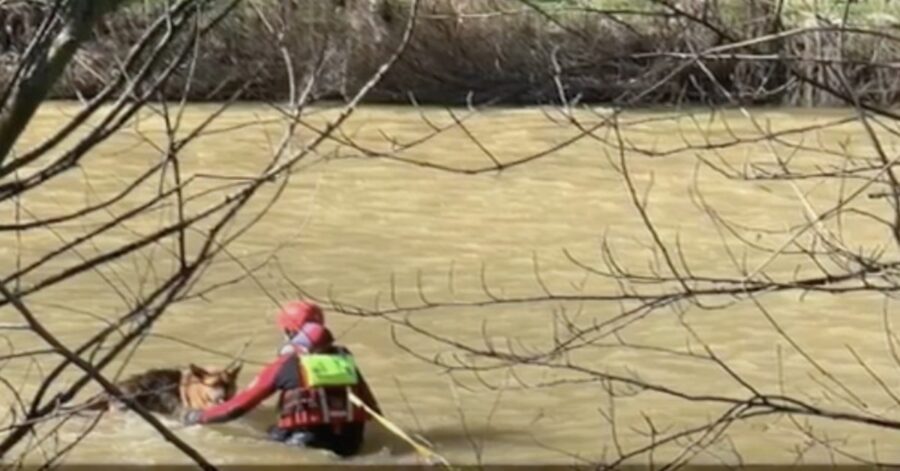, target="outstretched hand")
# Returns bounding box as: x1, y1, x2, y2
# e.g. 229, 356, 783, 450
181, 409, 203, 426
